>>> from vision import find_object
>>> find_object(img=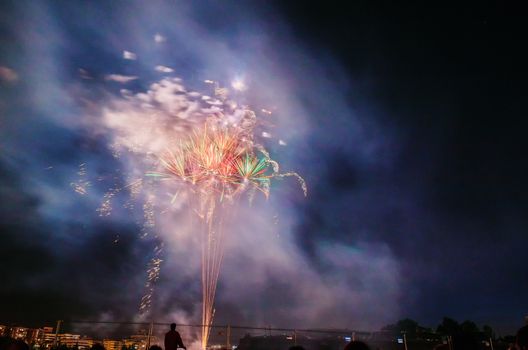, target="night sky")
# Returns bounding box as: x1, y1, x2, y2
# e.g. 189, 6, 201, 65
1, 1, 527, 336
